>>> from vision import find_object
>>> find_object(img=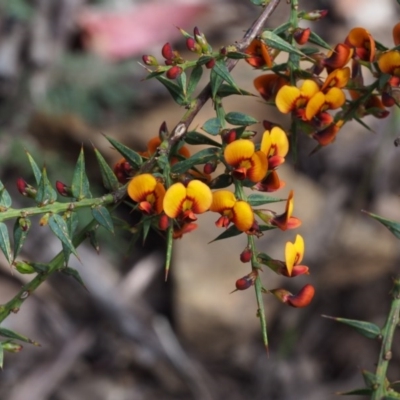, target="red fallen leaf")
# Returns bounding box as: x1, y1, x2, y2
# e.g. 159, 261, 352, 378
77, 3, 209, 61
